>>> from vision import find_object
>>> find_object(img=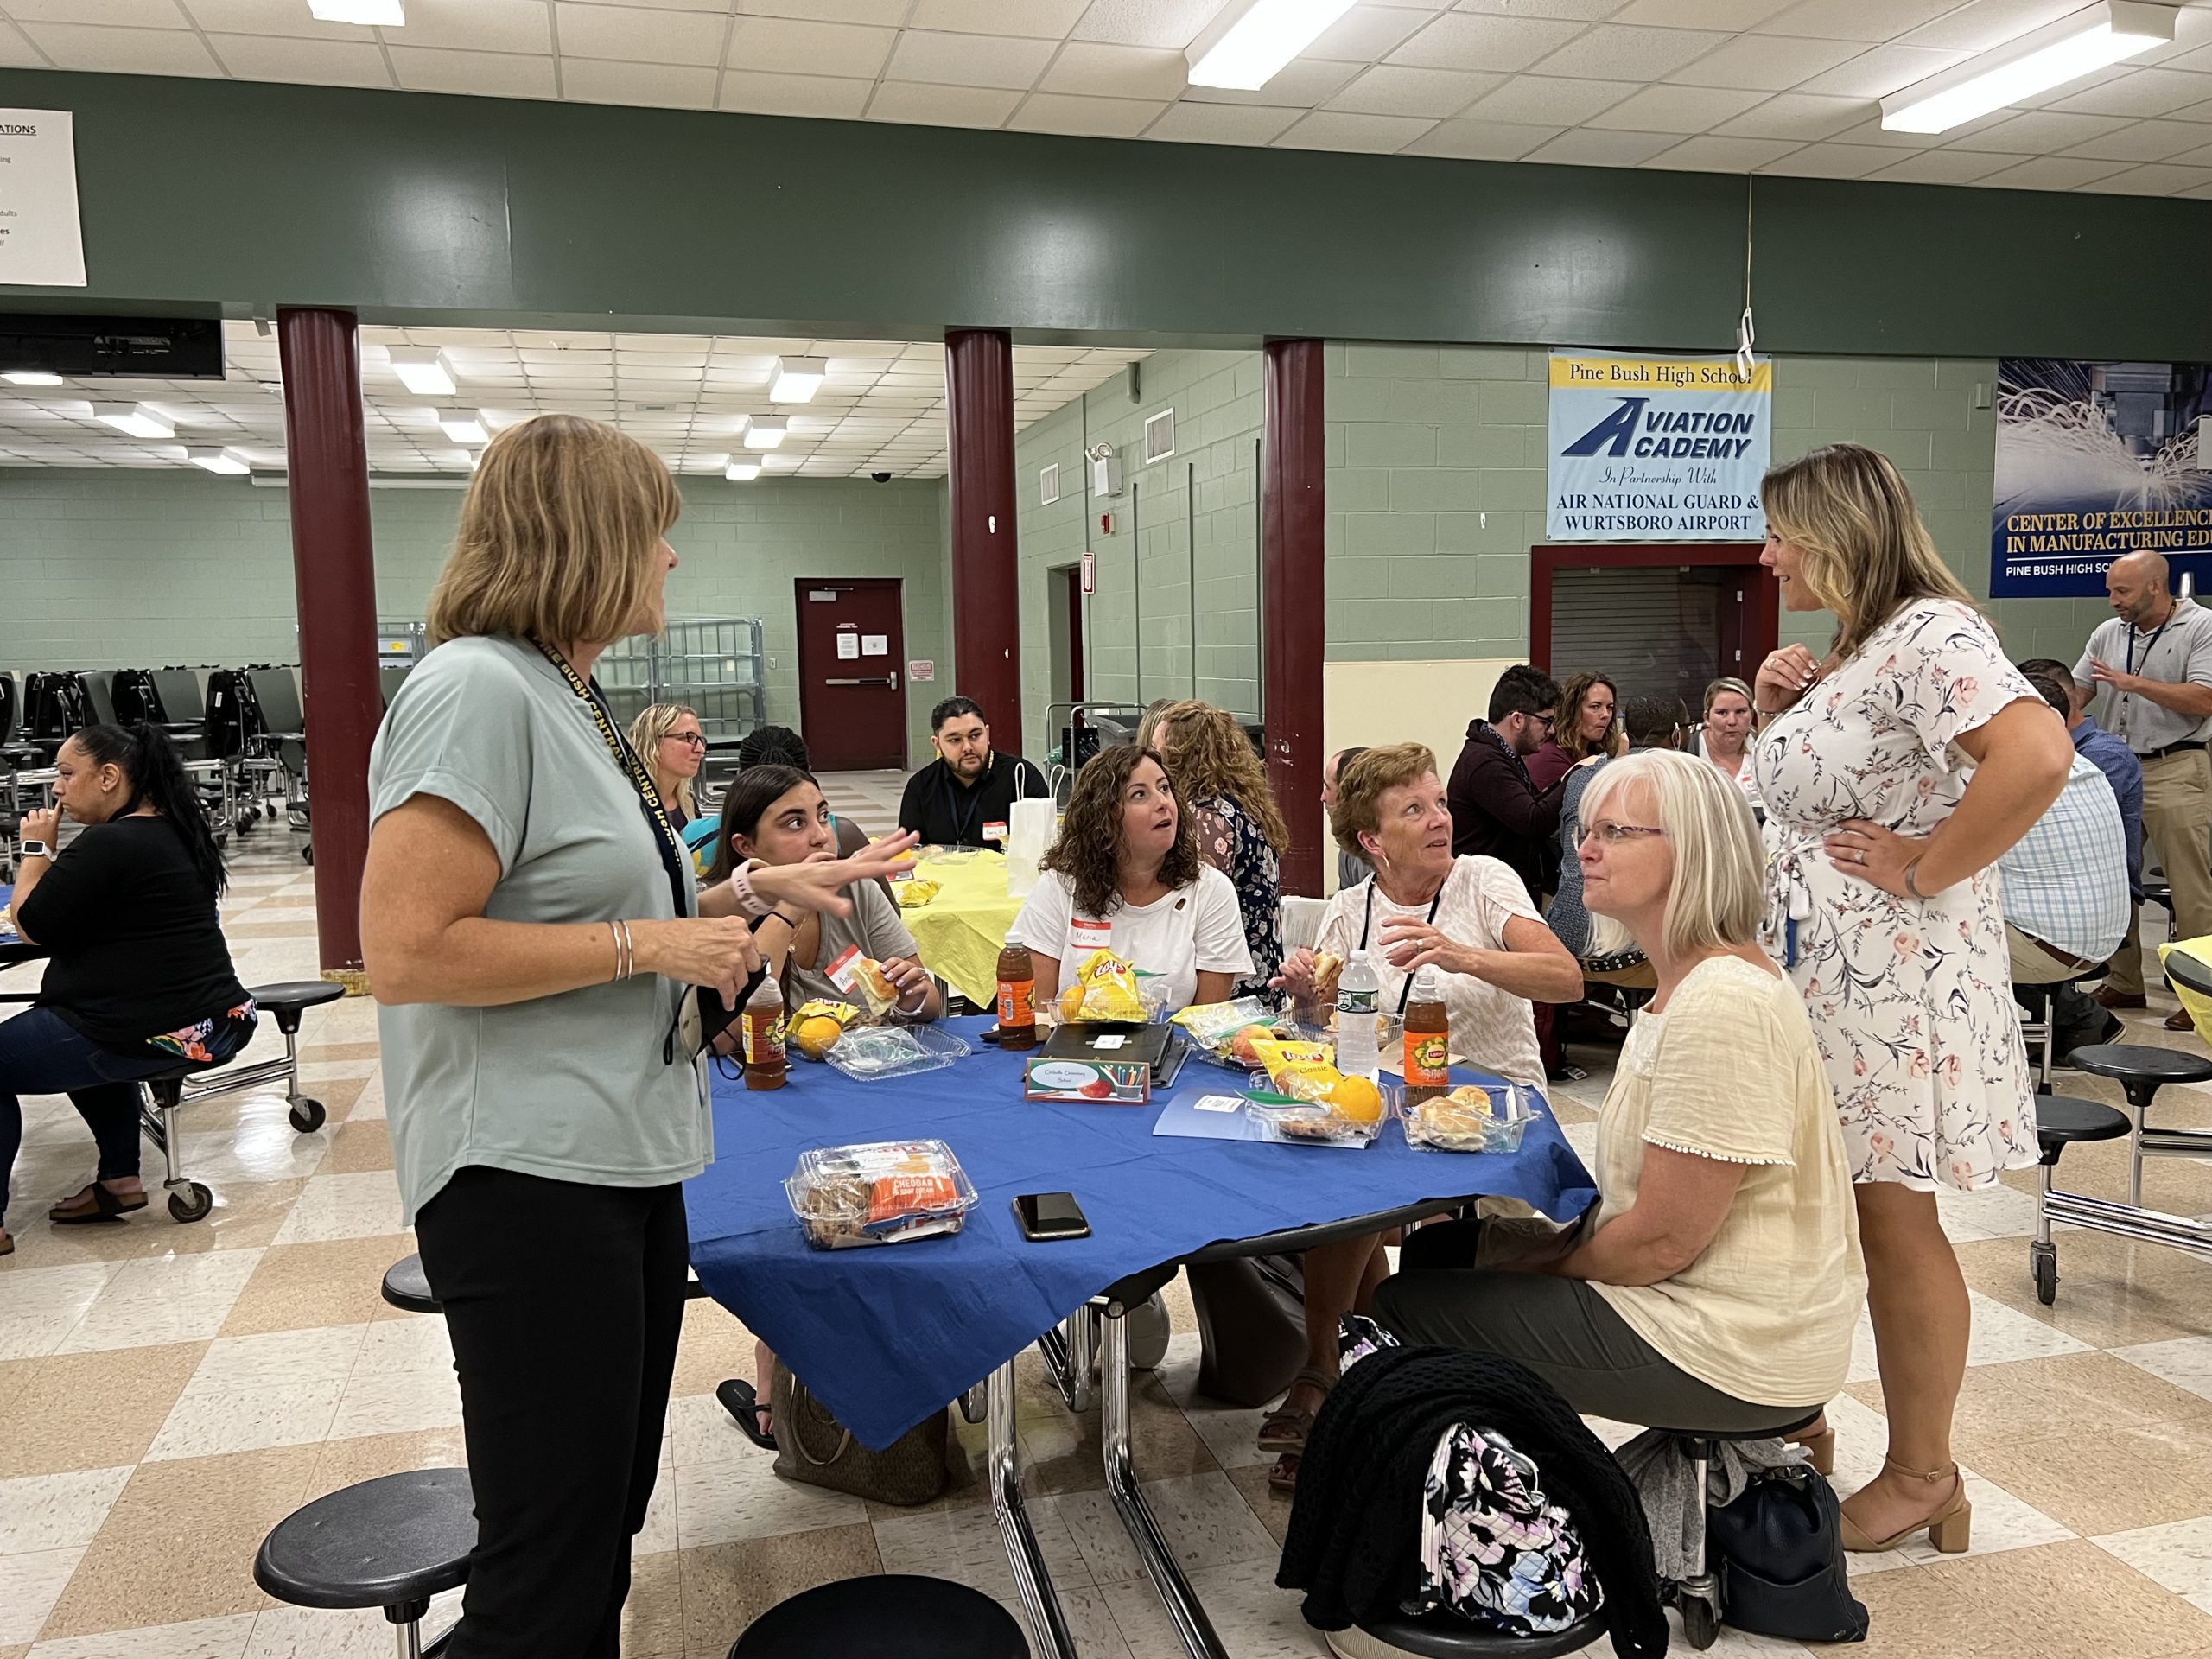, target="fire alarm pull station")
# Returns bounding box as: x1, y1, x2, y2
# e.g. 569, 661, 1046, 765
1099, 512, 1114, 536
